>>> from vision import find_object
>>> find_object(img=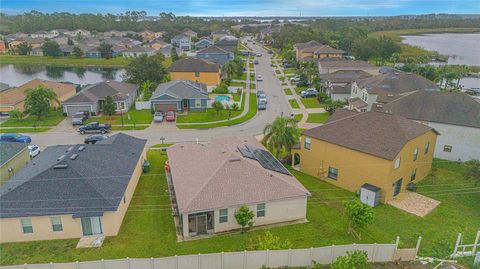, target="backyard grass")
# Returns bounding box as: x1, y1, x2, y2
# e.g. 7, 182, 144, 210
87, 109, 153, 125
232, 72, 247, 80
301, 98, 324, 109
279, 76, 285, 82
293, 114, 303, 122
1, 110, 65, 127
306, 113, 330, 123
249, 83, 256, 90
0, 127, 50, 133
0, 157, 477, 266
284, 88, 293, 95
289, 98, 300, 109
